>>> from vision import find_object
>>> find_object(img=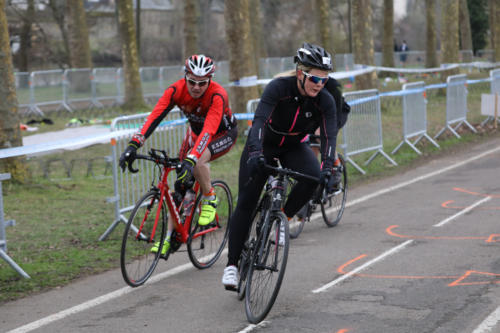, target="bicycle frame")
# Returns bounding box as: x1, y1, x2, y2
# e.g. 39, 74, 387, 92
139, 162, 219, 246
